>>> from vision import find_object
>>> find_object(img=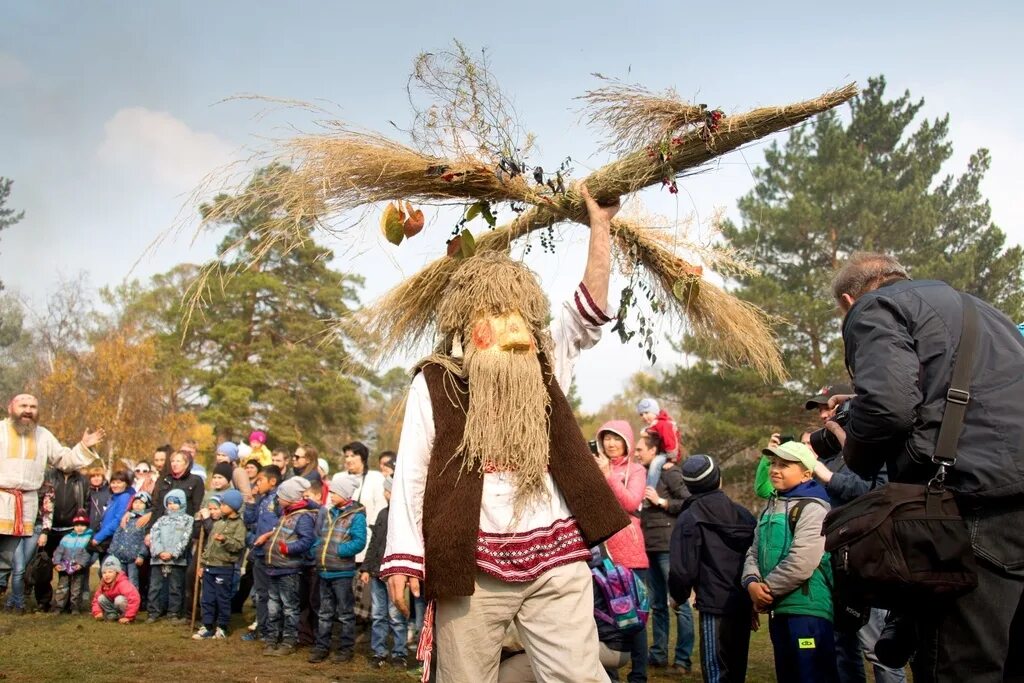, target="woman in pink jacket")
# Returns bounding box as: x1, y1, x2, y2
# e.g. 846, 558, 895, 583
594, 419, 649, 683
